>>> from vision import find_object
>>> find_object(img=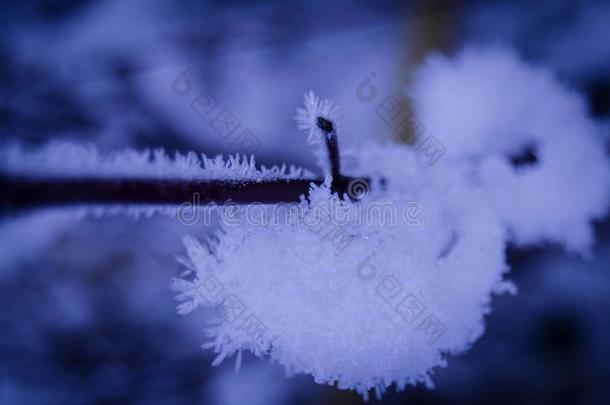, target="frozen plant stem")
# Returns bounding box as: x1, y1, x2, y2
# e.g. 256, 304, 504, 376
317, 117, 341, 181
315, 116, 360, 196
0, 116, 369, 213
0, 177, 341, 210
